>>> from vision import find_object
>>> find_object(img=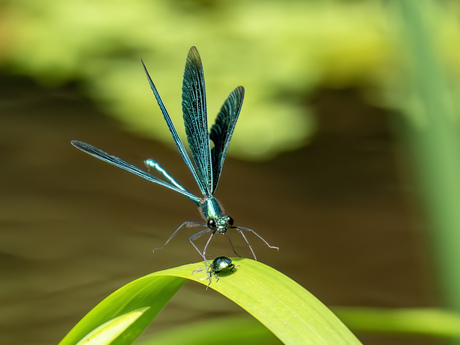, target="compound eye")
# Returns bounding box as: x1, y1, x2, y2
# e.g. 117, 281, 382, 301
227, 216, 234, 226
207, 219, 217, 229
